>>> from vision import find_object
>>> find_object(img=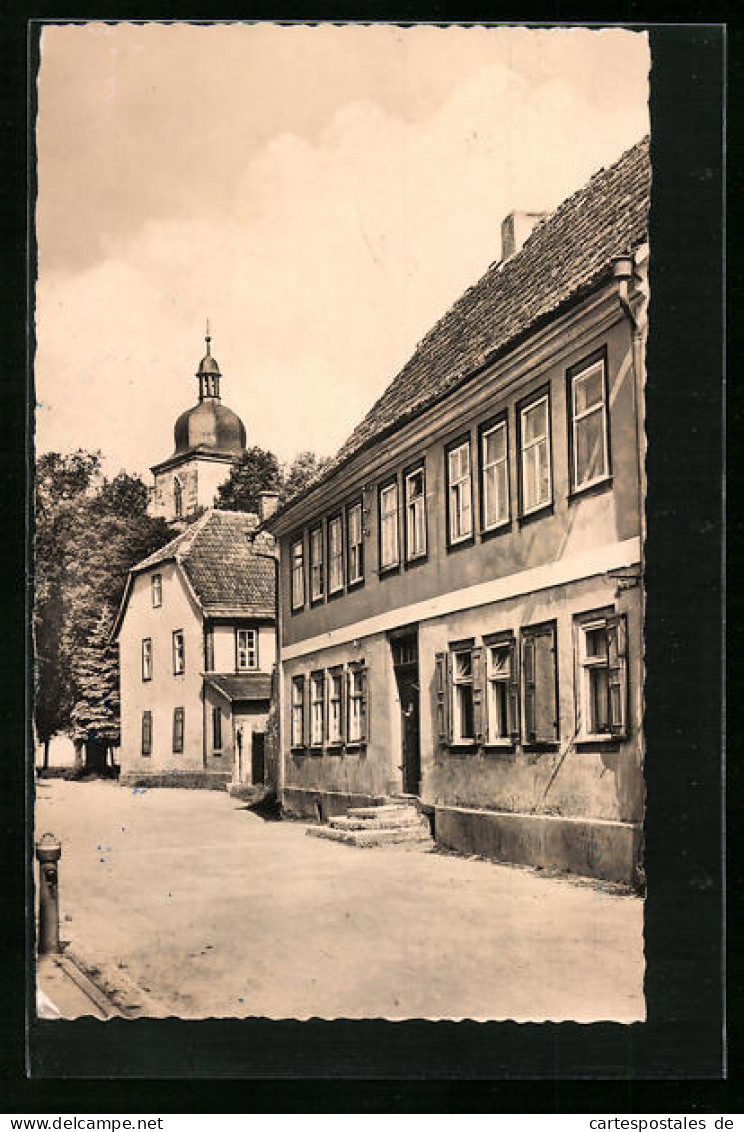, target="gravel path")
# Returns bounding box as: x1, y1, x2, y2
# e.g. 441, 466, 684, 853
35, 779, 644, 1021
